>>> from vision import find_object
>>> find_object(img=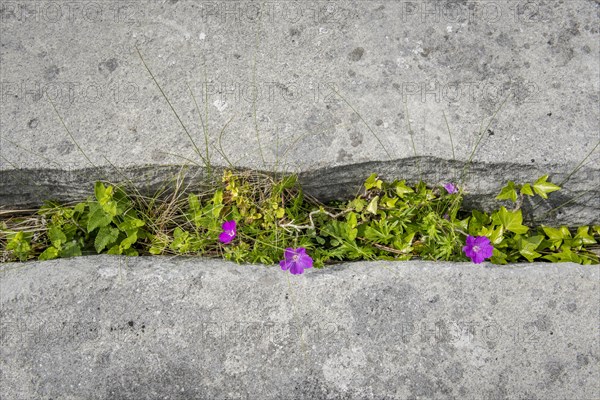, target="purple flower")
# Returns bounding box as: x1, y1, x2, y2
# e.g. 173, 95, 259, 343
219, 220, 237, 244
279, 247, 313, 275
463, 235, 494, 264
444, 183, 458, 194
